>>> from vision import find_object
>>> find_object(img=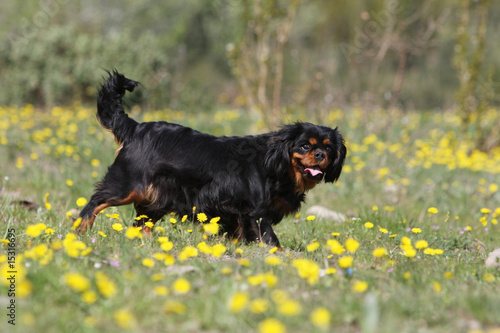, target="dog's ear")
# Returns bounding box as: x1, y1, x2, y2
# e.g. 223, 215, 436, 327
264, 124, 301, 178
324, 130, 346, 183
